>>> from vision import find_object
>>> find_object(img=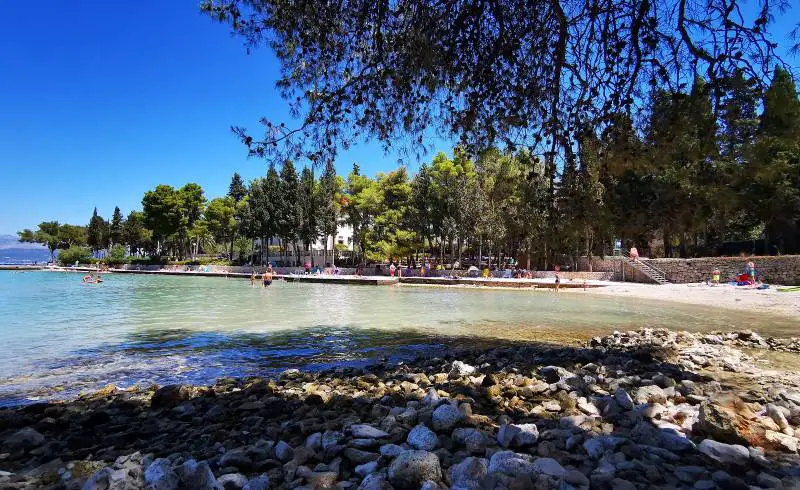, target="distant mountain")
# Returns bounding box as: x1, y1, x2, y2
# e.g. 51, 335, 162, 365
0, 235, 52, 264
